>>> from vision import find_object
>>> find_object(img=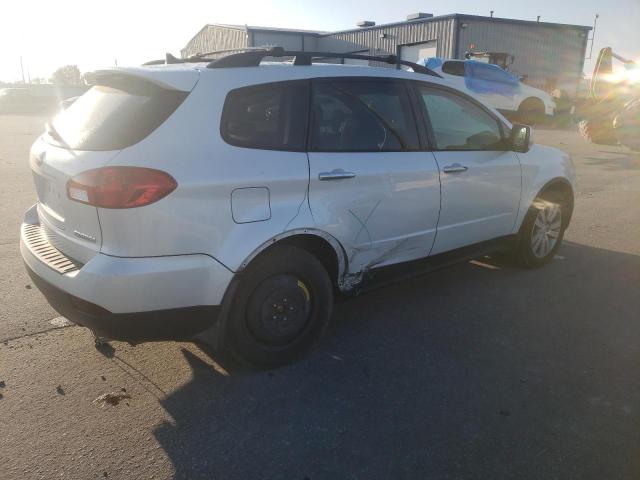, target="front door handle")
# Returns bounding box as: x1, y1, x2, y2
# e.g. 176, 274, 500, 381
442, 163, 468, 174
318, 169, 356, 181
